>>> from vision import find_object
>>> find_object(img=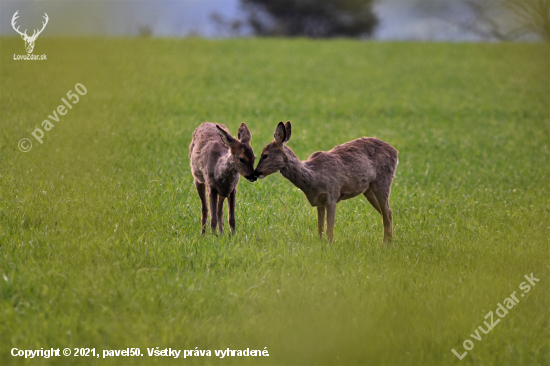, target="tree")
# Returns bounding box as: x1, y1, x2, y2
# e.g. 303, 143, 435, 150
452, 0, 549, 41
211, 12, 245, 36
241, 0, 378, 38
505, 0, 550, 41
